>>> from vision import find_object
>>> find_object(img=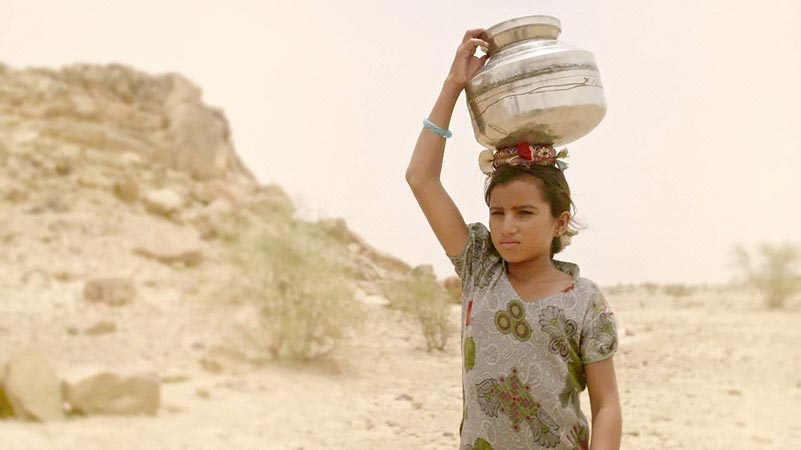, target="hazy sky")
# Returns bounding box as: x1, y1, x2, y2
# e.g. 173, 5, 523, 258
2, 0, 799, 285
